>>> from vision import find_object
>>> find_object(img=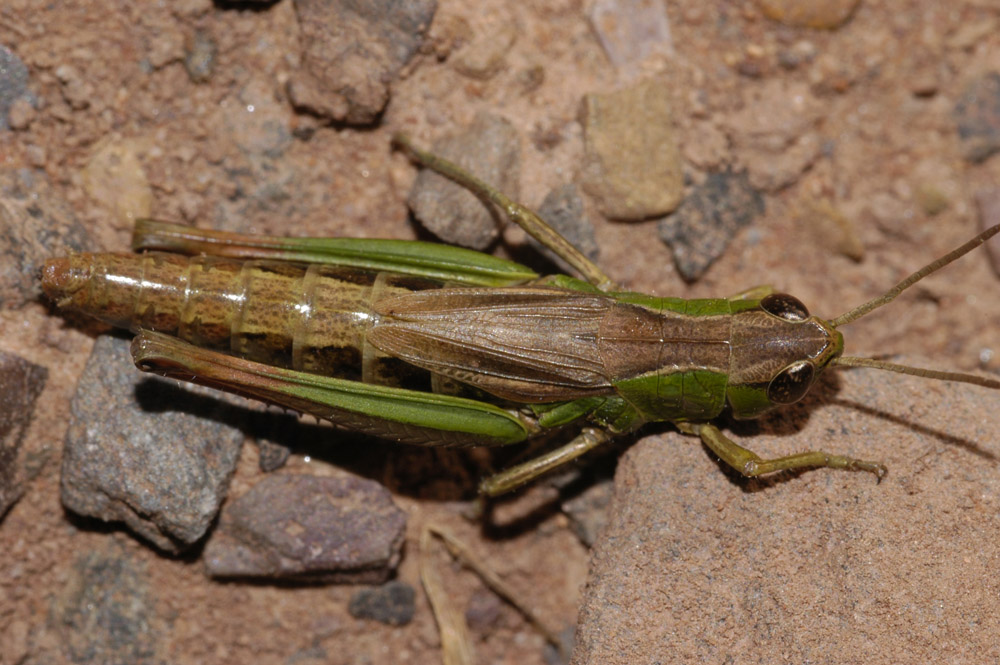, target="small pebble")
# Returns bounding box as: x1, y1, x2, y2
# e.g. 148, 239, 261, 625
588, 0, 674, 72
578, 78, 684, 220
464, 590, 503, 632
799, 197, 864, 262
61, 336, 244, 552
453, 22, 516, 80
408, 112, 521, 250
725, 80, 824, 191
681, 120, 729, 171
909, 68, 940, 98
82, 138, 153, 227
184, 30, 217, 83
6, 96, 34, 130
658, 169, 765, 281
147, 30, 184, 69
530, 183, 599, 273
0, 43, 30, 130
287, 0, 436, 124
515, 64, 545, 94
256, 431, 292, 473
54, 64, 93, 110
755, 0, 860, 29
348, 580, 417, 626
915, 183, 949, 216
50, 541, 160, 663
776, 40, 817, 69
953, 71, 1000, 164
